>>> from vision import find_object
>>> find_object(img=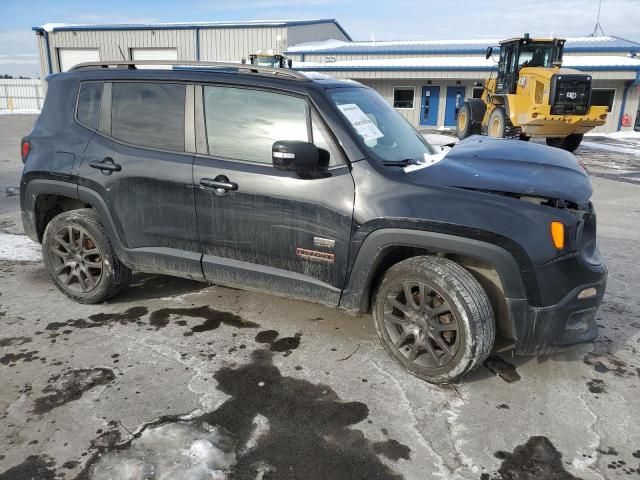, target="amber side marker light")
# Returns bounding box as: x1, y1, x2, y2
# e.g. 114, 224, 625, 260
551, 221, 565, 249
